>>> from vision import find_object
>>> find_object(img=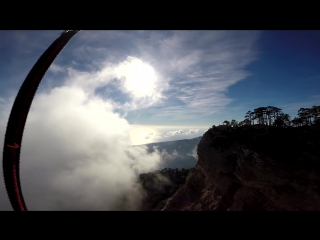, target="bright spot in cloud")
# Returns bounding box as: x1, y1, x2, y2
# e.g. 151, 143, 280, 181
129, 125, 161, 145
65, 56, 164, 112
127, 125, 207, 145
115, 57, 158, 98
0, 74, 166, 210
